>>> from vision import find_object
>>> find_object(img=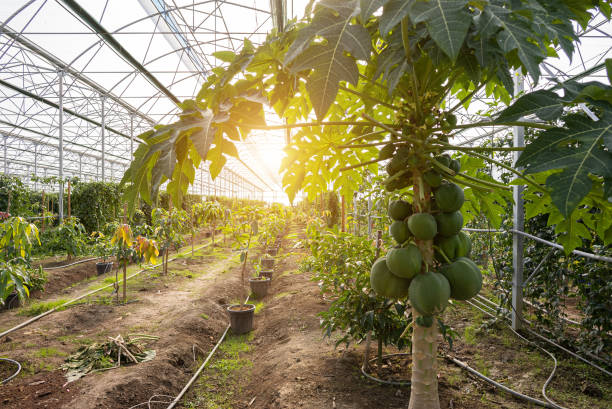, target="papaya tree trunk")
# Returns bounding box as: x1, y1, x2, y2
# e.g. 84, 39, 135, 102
408, 311, 440, 409
377, 337, 383, 366
409, 171, 441, 409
